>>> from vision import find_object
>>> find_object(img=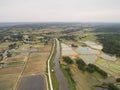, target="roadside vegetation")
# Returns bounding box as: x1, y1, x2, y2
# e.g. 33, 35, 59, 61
61, 56, 76, 90
49, 40, 59, 90
76, 58, 108, 78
